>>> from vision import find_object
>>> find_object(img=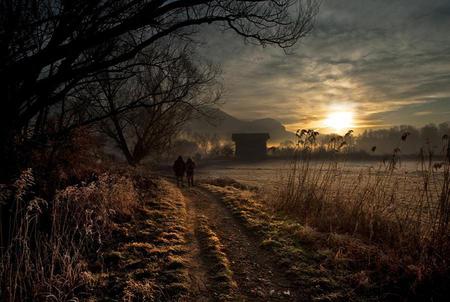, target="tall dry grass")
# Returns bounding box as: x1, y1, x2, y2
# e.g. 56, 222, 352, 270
0, 169, 139, 301
273, 130, 450, 269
